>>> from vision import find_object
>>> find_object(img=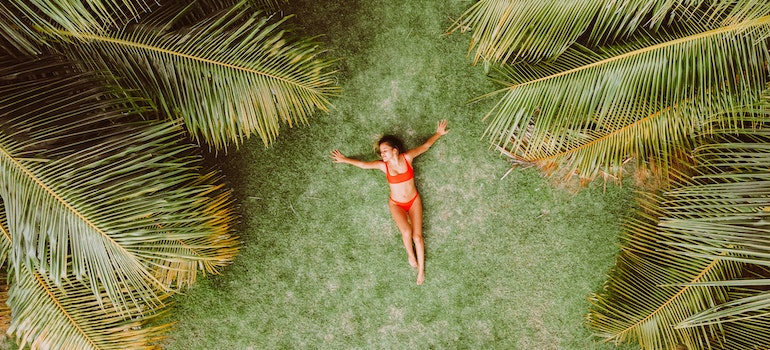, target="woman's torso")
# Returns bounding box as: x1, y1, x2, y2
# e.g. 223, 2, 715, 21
384, 155, 417, 202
